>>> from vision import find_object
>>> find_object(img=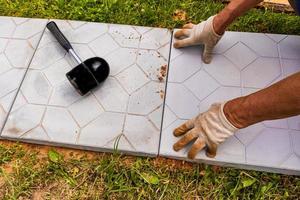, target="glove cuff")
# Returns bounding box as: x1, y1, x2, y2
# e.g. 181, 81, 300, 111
219, 102, 239, 133
207, 15, 223, 38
